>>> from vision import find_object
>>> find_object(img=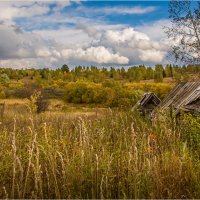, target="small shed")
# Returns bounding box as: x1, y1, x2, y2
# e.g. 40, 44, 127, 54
156, 81, 200, 115
133, 93, 161, 116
